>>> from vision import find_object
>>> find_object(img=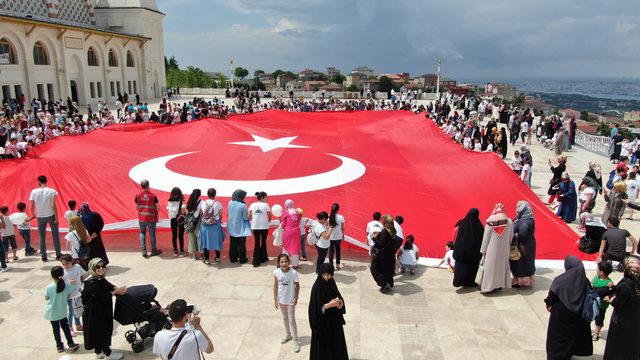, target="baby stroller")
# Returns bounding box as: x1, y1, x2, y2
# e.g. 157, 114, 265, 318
114, 284, 171, 353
